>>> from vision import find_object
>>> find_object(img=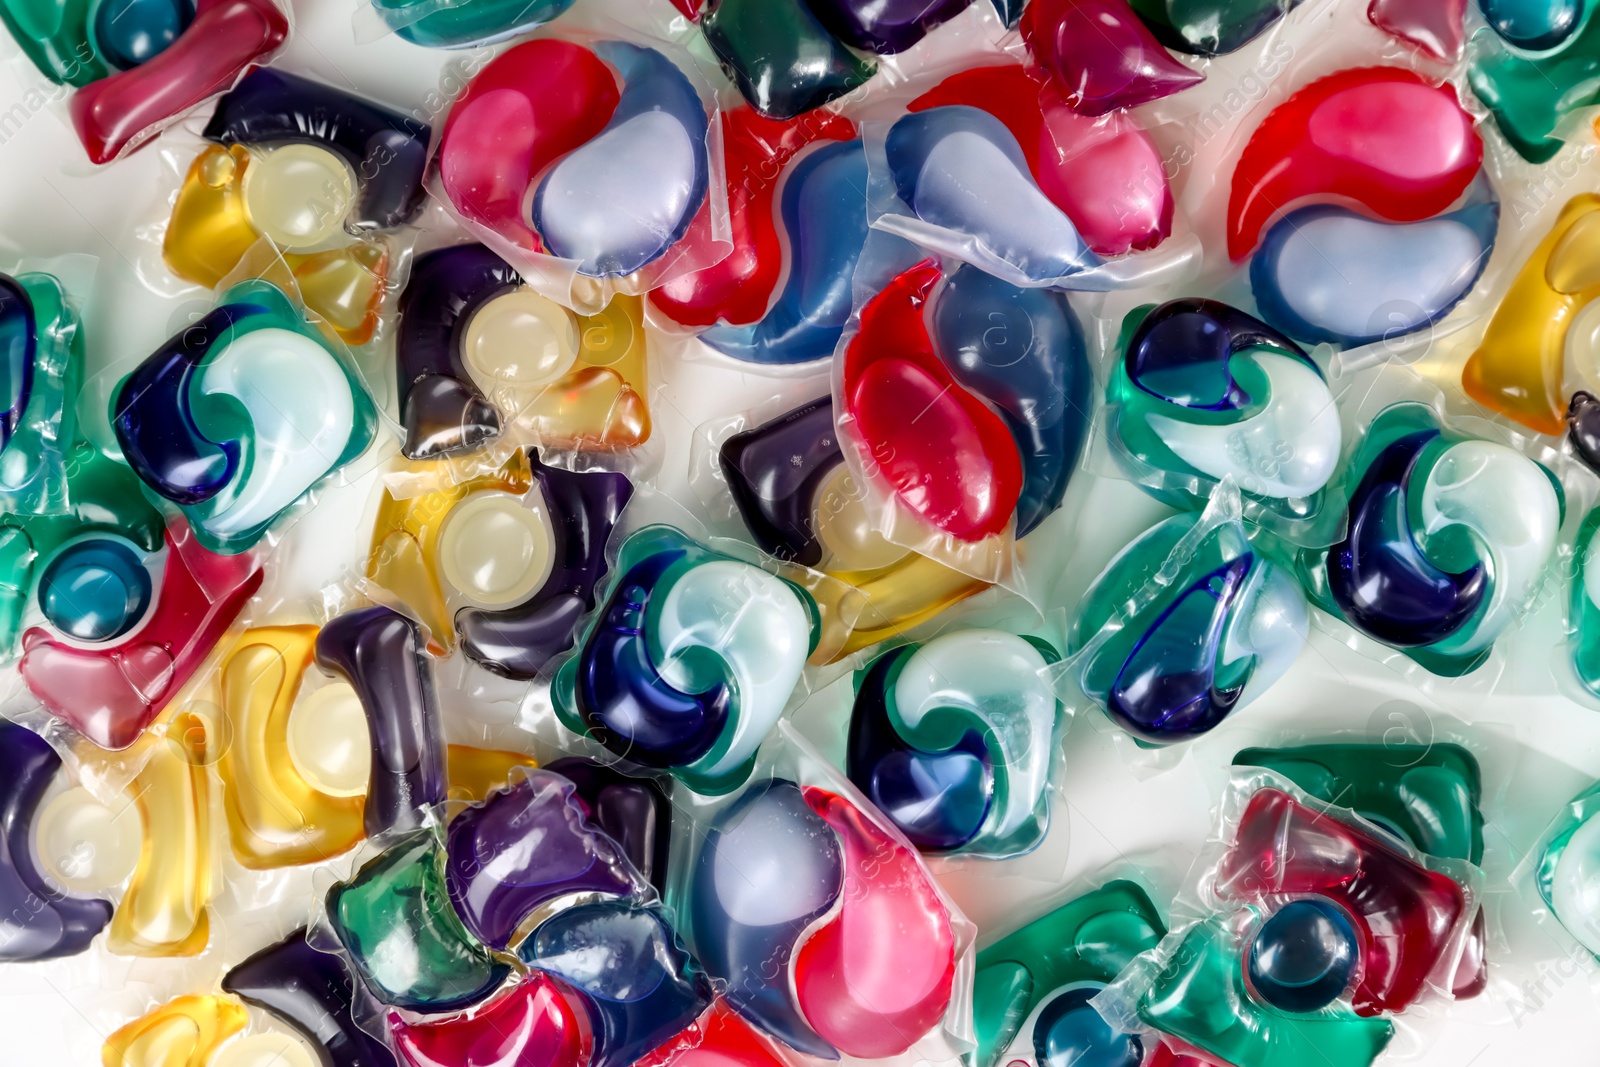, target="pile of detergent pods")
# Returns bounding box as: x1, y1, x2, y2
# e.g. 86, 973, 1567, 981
12, 0, 1600, 1063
